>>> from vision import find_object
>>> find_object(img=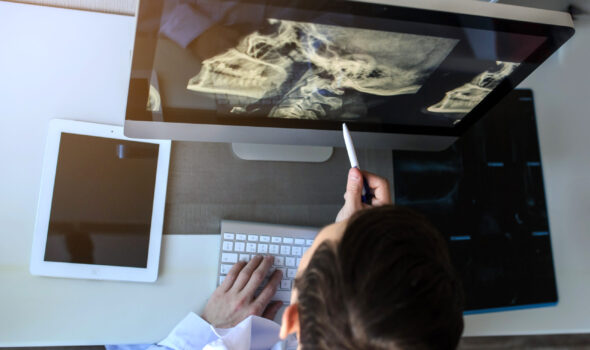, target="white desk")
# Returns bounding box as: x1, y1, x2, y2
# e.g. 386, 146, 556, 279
1, 2, 589, 345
